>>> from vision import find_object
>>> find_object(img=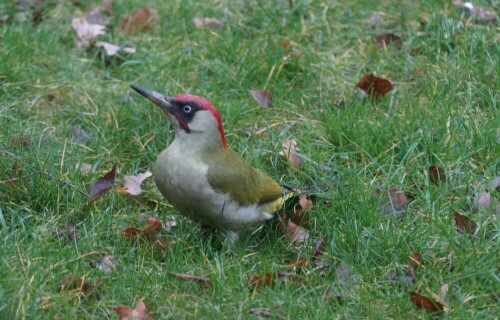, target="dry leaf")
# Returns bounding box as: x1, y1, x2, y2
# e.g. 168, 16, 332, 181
278, 139, 303, 168
374, 33, 401, 49
312, 236, 327, 258
76, 163, 93, 173
438, 283, 449, 303
56, 273, 101, 301
248, 272, 296, 288
53, 221, 76, 242
454, 213, 478, 234
120, 8, 154, 34
356, 73, 394, 97
192, 17, 224, 30
72, 17, 106, 48
89, 164, 116, 203
67, 125, 90, 145
115, 299, 153, 320
472, 176, 500, 214
85, 8, 108, 25
248, 90, 273, 108
376, 188, 408, 218
249, 308, 273, 318
93, 255, 117, 274
410, 291, 444, 314
169, 272, 211, 287
96, 41, 136, 56
117, 170, 152, 195
285, 219, 309, 245
428, 166, 446, 185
